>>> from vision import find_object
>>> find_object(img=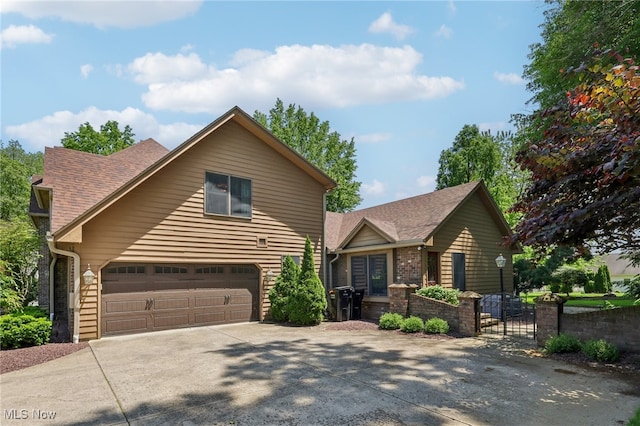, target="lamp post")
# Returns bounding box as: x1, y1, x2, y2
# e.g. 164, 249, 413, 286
495, 254, 507, 335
